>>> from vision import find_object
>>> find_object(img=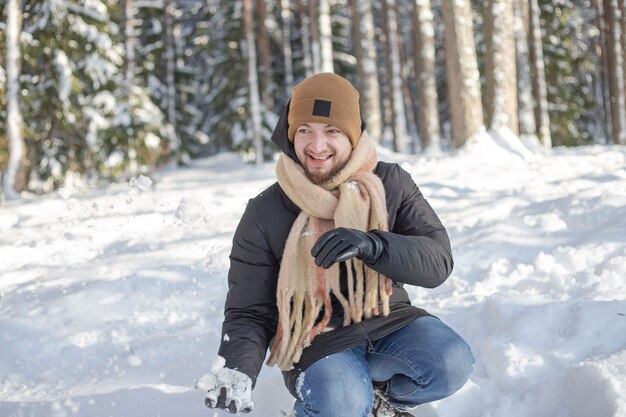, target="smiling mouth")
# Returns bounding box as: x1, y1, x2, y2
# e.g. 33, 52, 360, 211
308, 154, 333, 161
